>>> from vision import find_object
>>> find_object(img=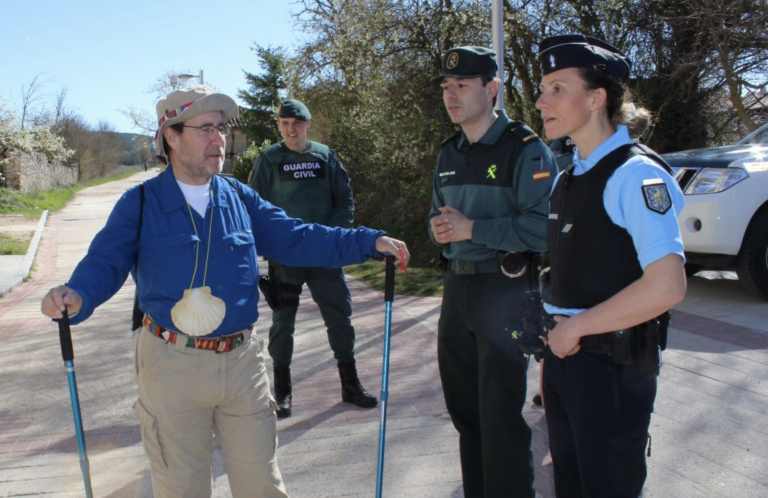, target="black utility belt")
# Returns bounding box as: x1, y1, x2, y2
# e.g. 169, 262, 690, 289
546, 313, 666, 365
579, 328, 634, 356
448, 252, 537, 276
448, 258, 500, 275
